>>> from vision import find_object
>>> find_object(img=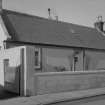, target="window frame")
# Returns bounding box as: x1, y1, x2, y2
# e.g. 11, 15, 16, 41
34, 48, 41, 69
